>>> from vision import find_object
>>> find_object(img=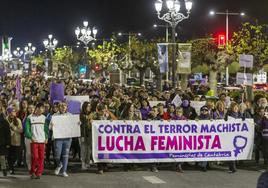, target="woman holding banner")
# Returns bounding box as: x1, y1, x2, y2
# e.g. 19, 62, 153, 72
95, 103, 117, 174
172, 107, 187, 173
213, 101, 226, 120
226, 102, 243, 173
198, 105, 212, 172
